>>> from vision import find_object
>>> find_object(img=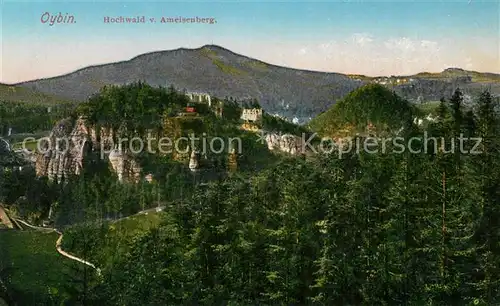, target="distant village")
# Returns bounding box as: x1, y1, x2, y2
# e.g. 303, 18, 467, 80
348, 74, 473, 85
